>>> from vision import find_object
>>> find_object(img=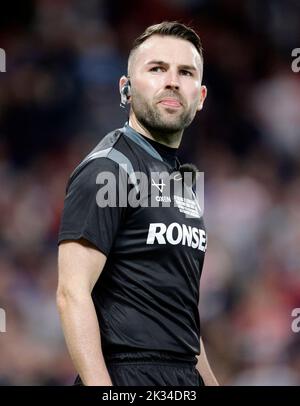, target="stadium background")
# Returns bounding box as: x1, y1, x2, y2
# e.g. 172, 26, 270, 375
1, 0, 300, 385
